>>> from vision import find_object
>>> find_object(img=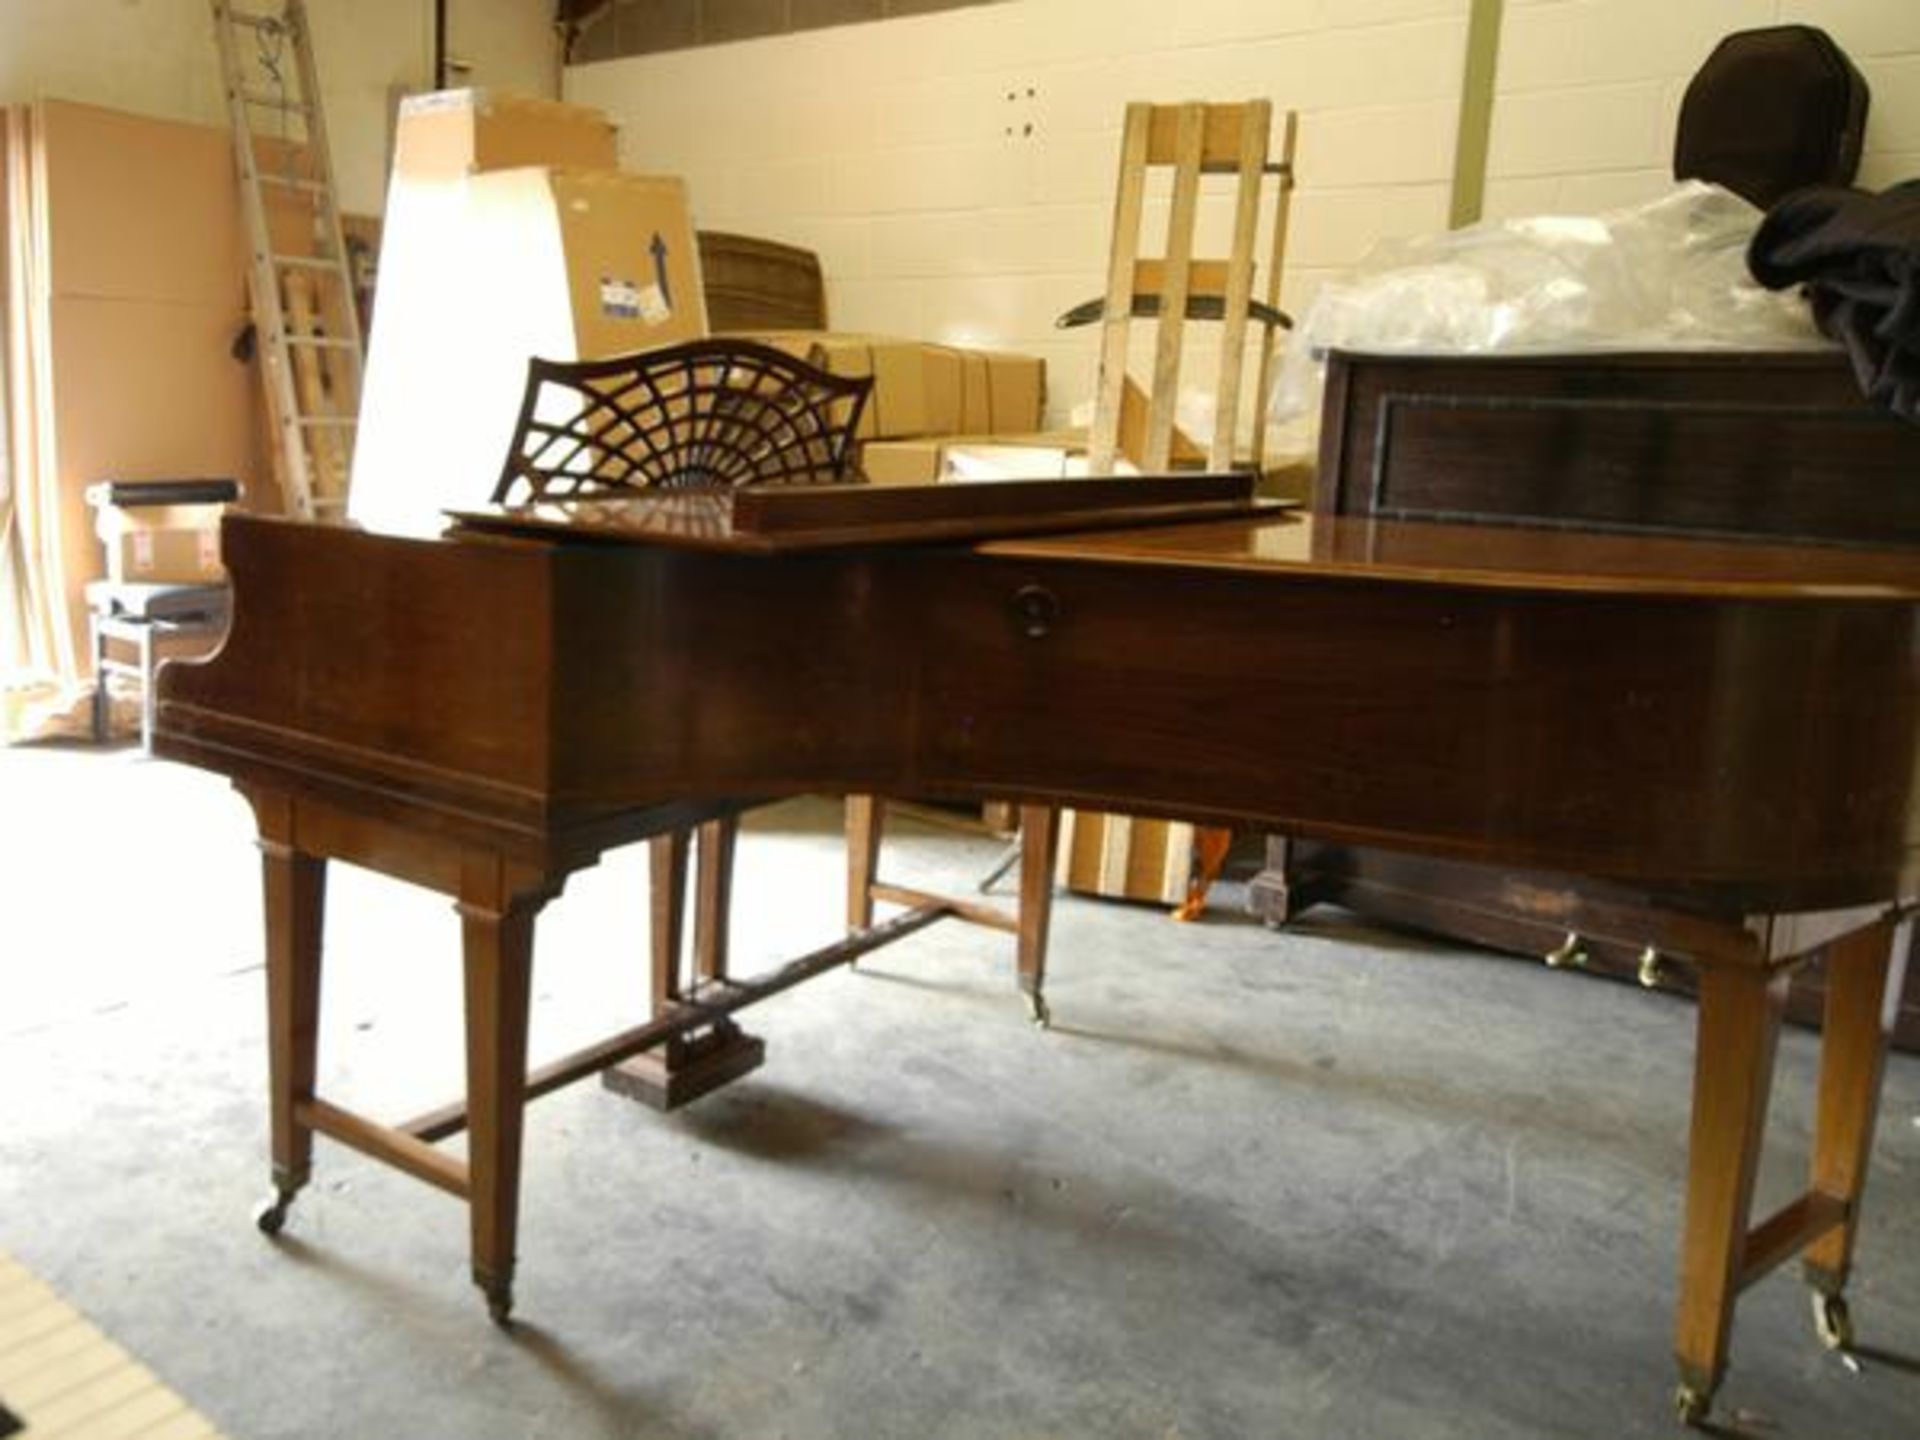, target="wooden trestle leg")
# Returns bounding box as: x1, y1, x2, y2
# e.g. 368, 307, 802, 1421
255, 833, 326, 1236
1671, 916, 1905, 1425
1015, 804, 1060, 1028
458, 872, 542, 1325
603, 819, 765, 1111
1801, 919, 1907, 1350
1673, 963, 1789, 1423
846, 795, 881, 932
